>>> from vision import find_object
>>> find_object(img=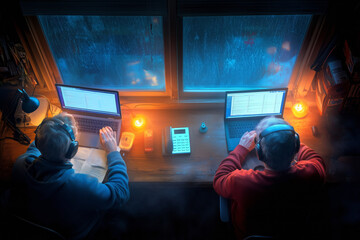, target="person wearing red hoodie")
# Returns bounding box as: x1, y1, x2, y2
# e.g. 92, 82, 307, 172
214, 116, 326, 239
